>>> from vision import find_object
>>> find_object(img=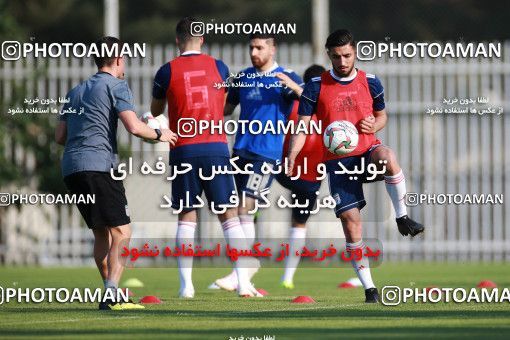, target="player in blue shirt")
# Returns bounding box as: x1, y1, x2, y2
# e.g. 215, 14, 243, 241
213, 34, 304, 292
